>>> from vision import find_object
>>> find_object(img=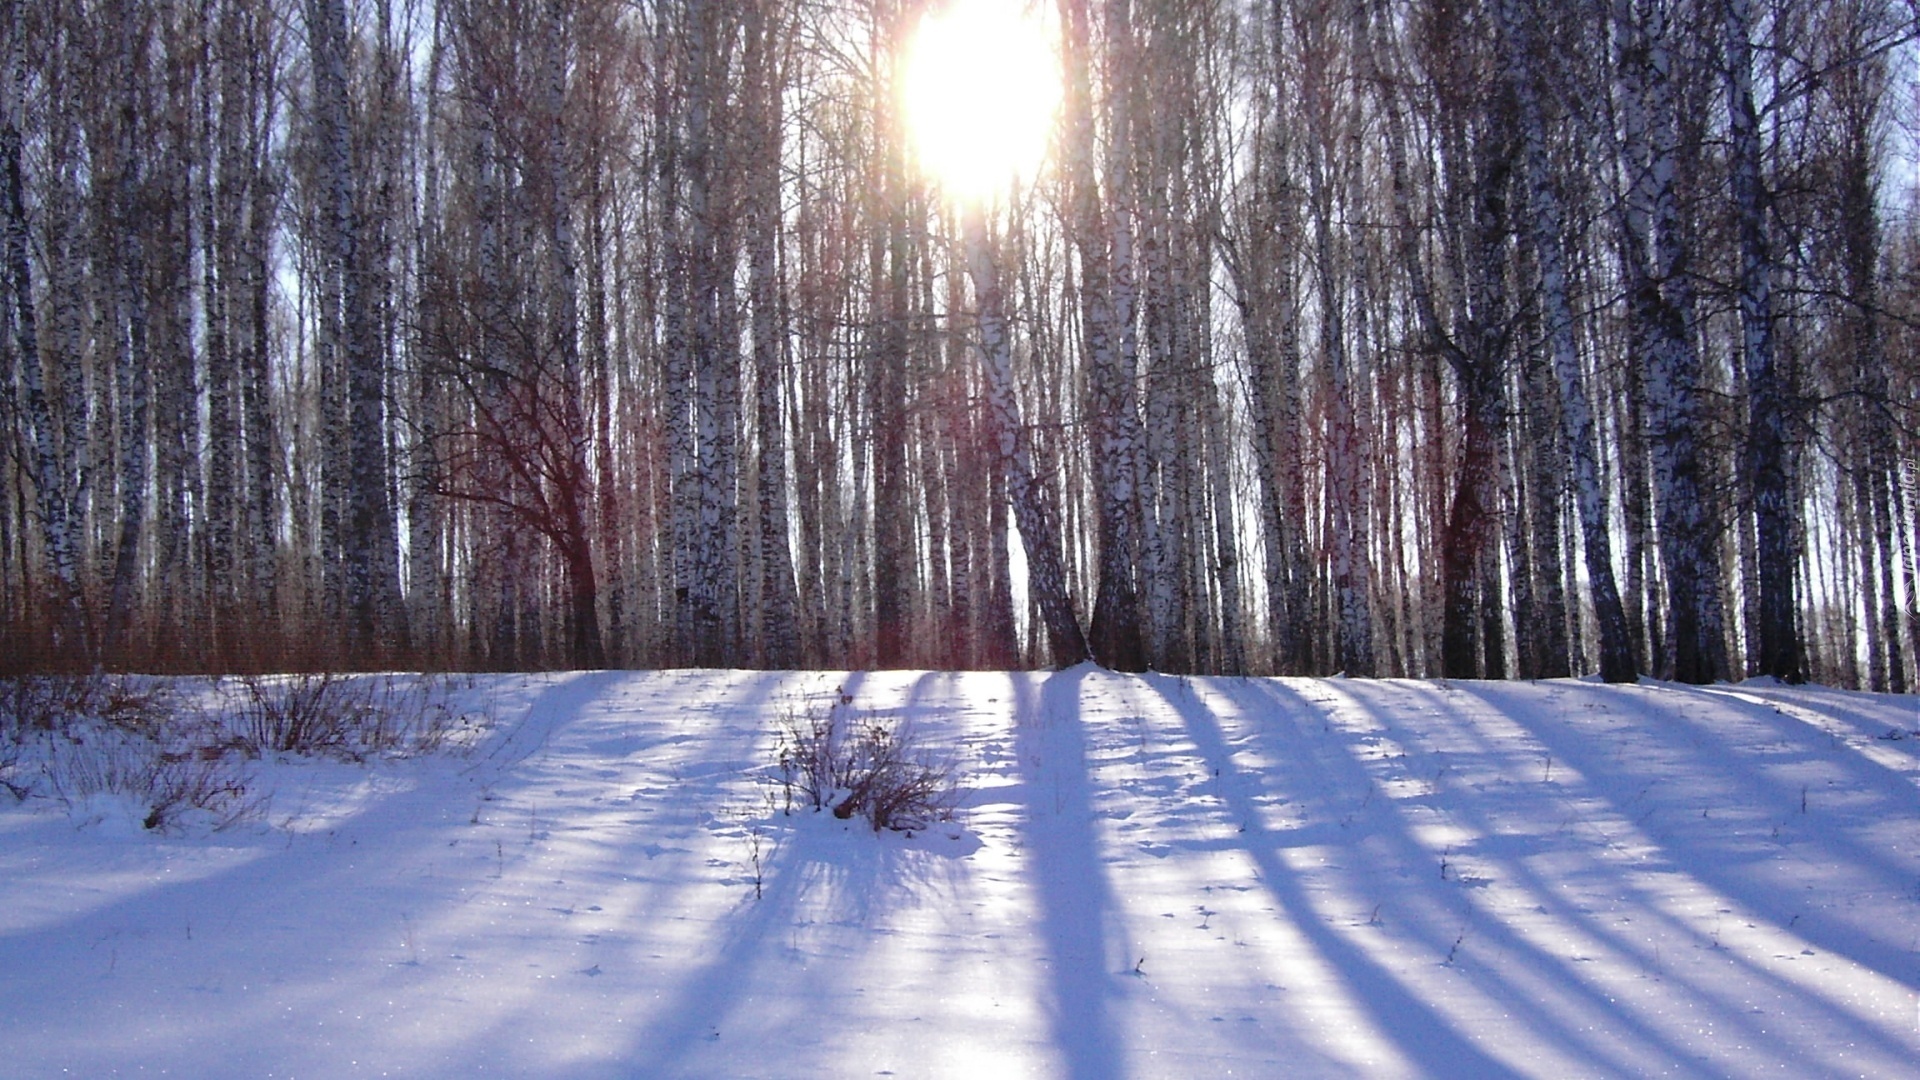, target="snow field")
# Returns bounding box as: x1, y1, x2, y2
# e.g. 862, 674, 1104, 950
1, 668, 1916, 1078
